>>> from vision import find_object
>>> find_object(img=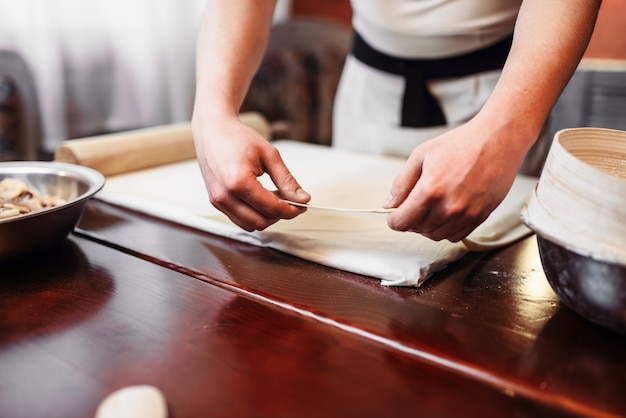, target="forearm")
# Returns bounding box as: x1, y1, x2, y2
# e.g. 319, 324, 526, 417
479, 0, 601, 153
193, 0, 277, 123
